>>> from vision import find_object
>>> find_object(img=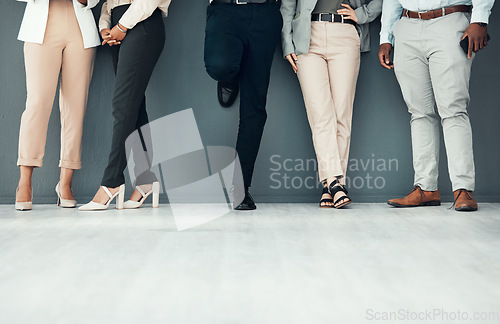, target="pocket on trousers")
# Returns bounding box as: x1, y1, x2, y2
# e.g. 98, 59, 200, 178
143, 12, 165, 38
207, 4, 215, 21
308, 23, 321, 49
458, 12, 471, 32
392, 18, 403, 39
351, 25, 360, 42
